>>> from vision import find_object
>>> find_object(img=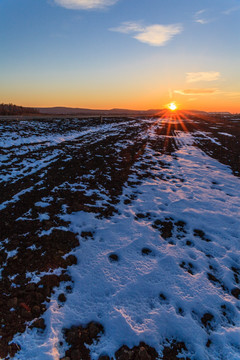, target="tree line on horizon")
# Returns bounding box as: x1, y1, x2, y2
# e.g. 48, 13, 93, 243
0, 103, 39, 116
